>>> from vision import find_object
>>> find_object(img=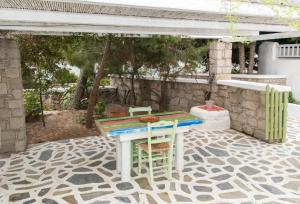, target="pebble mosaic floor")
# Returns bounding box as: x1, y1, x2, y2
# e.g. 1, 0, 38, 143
1, 119, 300, 204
